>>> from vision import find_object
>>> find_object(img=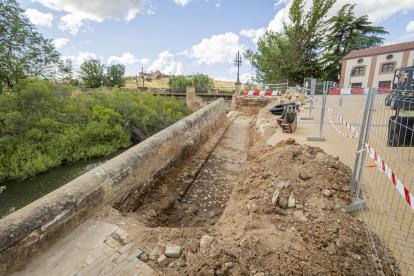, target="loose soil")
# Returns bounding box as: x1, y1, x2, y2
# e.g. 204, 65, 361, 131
104, 102, 399, 275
